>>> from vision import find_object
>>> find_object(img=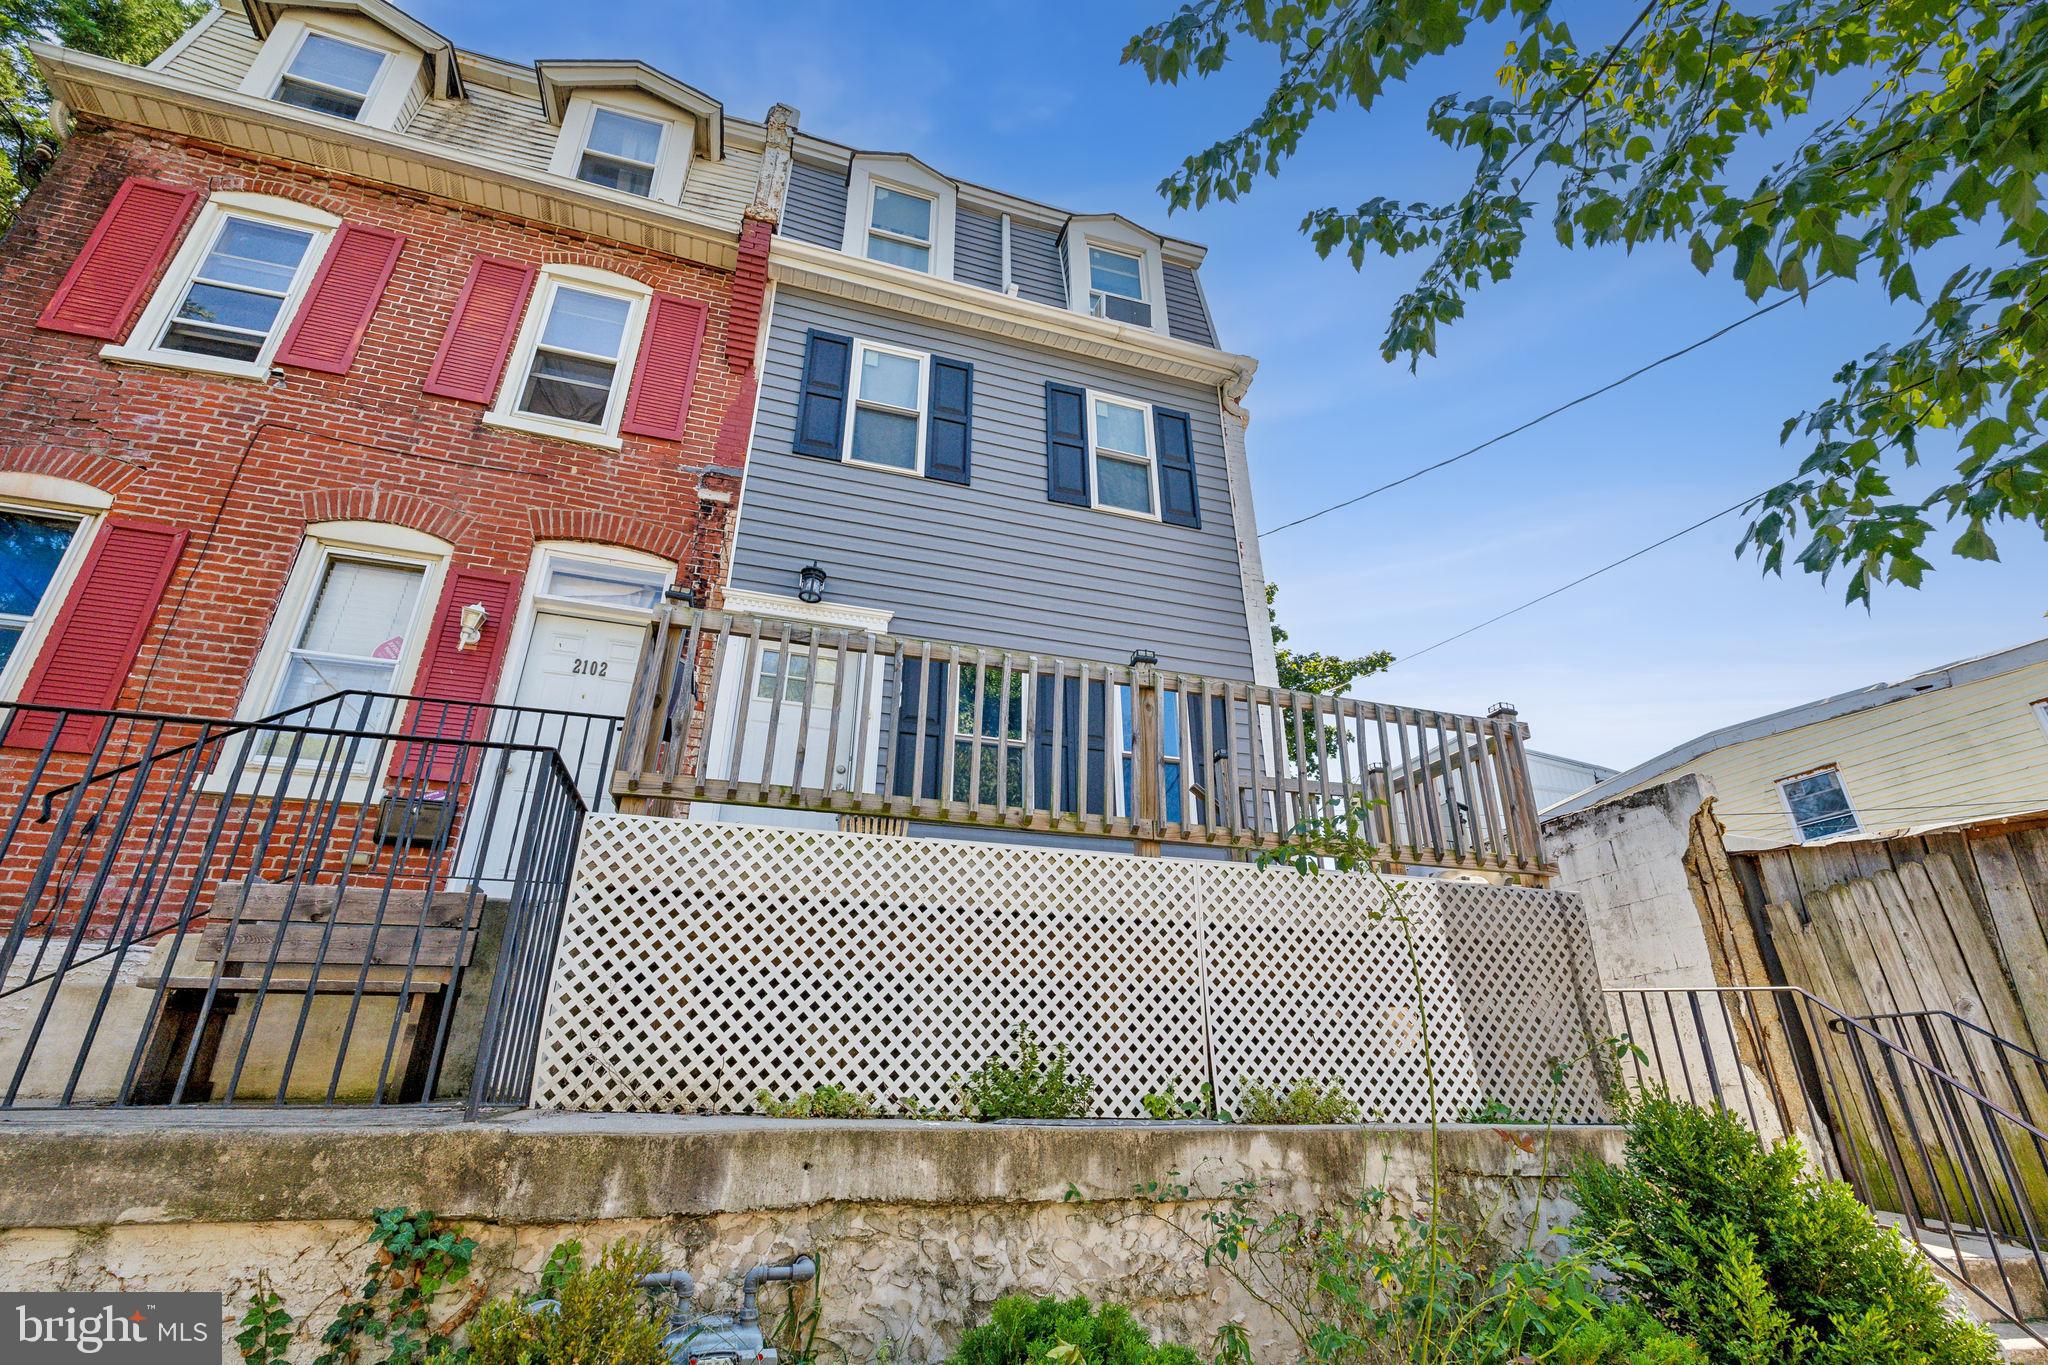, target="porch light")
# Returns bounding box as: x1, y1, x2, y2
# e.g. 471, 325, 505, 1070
797, 561, 827, 604
458, 601, 489, 650
1128, 648, 1159, 666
